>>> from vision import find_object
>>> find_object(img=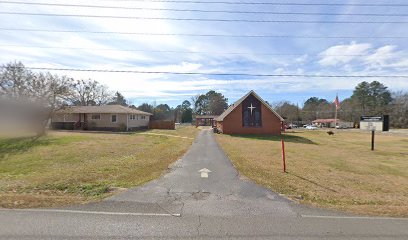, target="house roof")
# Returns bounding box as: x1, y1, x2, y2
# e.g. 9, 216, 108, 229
56, 105, 153, 115
312, 118, 341, 123
214, 90, 284, 122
